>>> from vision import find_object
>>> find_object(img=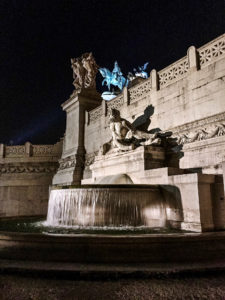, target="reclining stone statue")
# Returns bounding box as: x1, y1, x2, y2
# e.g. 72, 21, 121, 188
99, 109, 171, 154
